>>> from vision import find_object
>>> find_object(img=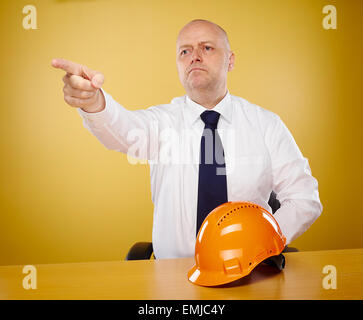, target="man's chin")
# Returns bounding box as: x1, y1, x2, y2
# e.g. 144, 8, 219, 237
187, 79, 210, 91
